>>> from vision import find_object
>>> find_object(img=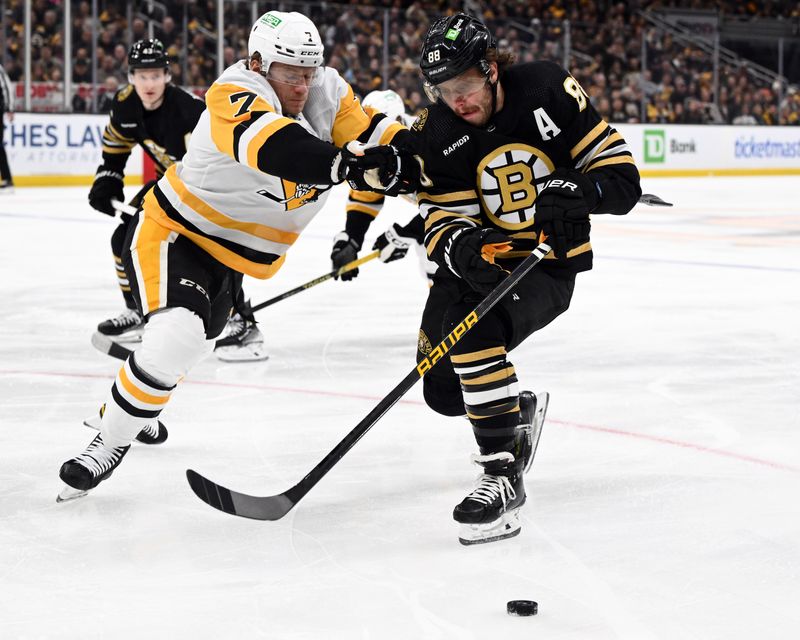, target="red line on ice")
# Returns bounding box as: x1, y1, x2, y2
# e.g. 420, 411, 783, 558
3, 368, 798, 473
